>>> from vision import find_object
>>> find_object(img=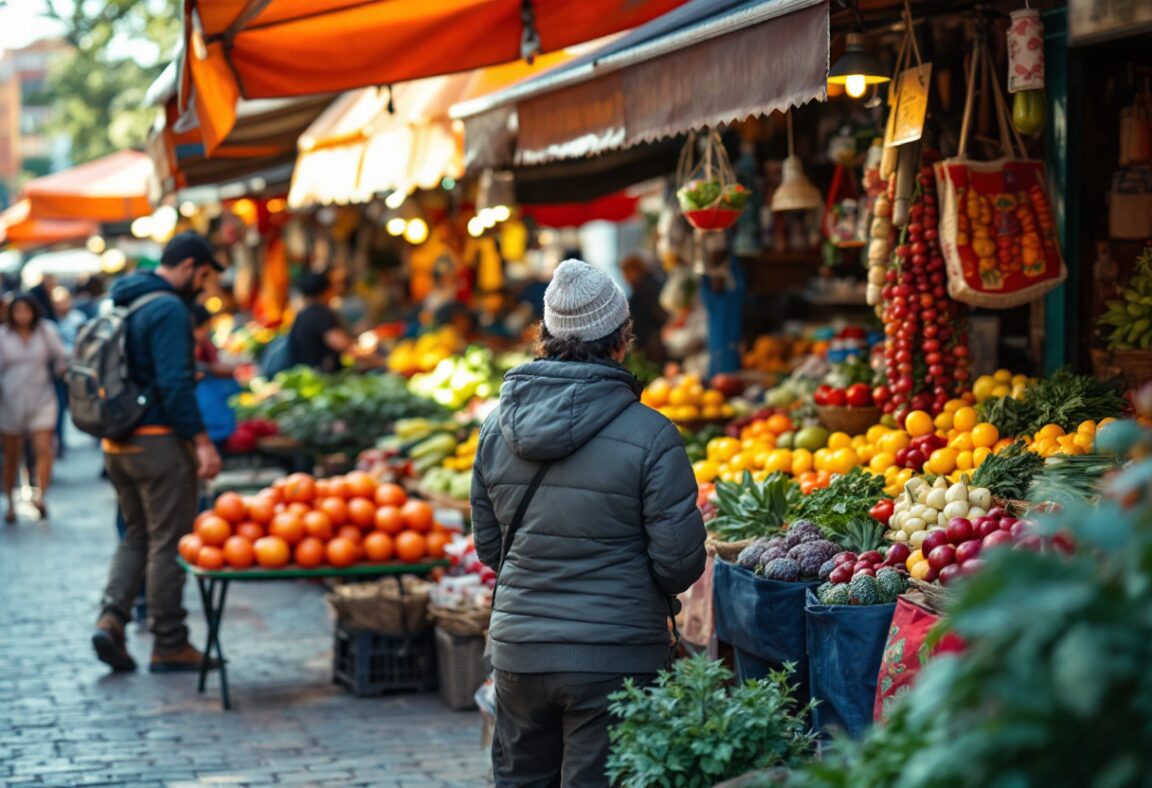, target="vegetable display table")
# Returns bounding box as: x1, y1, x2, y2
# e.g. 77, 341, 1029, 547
177, 558, 449, 710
